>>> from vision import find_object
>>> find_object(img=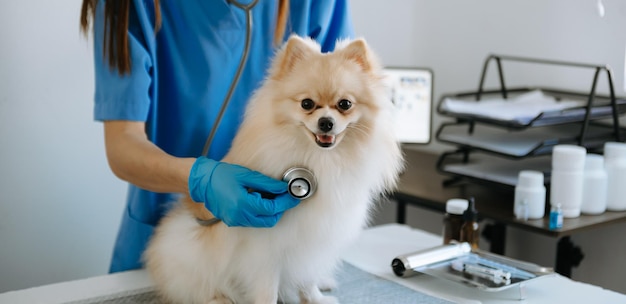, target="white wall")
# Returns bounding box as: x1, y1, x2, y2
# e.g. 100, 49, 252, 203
1, 0, 625, 296
0, 1, 127, 292
351, 0, 626, 139
353, 0, 626, 294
